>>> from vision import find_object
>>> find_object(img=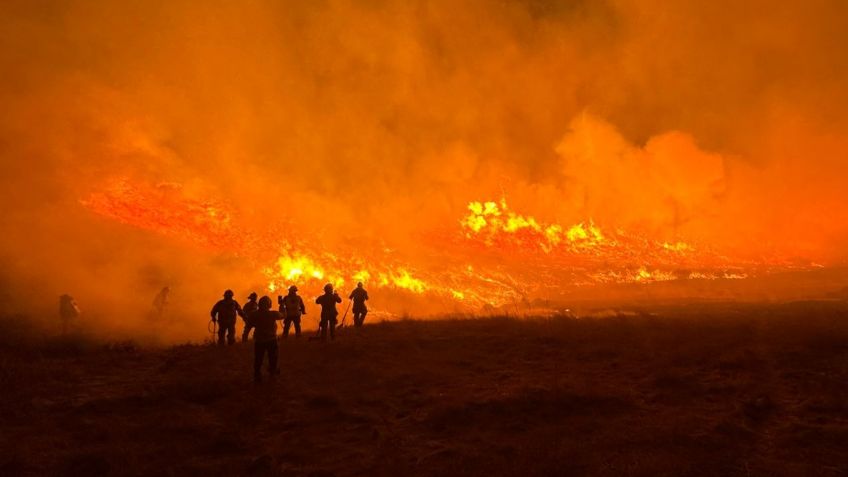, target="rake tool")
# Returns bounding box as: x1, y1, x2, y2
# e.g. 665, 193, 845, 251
338, 300, 352, 329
